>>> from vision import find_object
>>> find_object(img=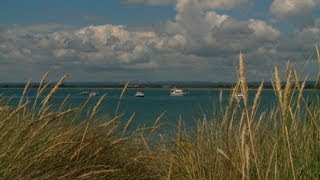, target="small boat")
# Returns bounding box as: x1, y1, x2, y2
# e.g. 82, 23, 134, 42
135, 91, 144, 97
234, 93, 243, 100
79, 91, 99, 97
170, 88, 188, 96
89, 92, 99, 97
